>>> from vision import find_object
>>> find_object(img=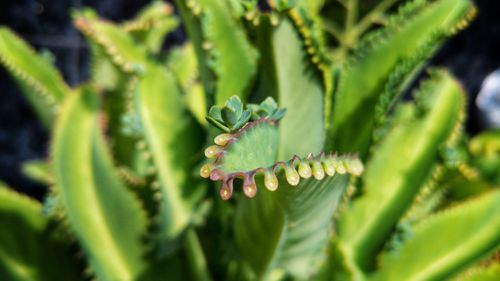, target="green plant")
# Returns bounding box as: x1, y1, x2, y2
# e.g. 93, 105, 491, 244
0, 0, 499, 281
